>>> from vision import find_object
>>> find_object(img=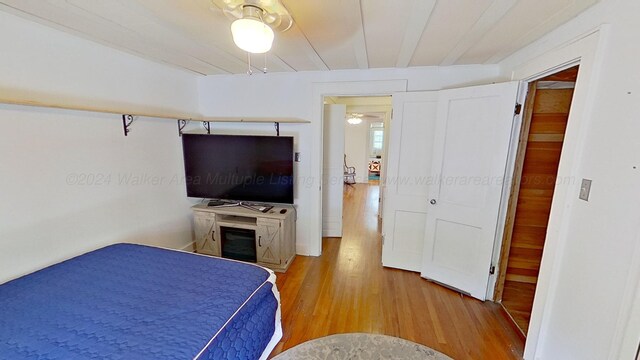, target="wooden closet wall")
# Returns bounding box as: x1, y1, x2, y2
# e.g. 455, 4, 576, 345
506, 88, 573, 284
498, 65, 578, 335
